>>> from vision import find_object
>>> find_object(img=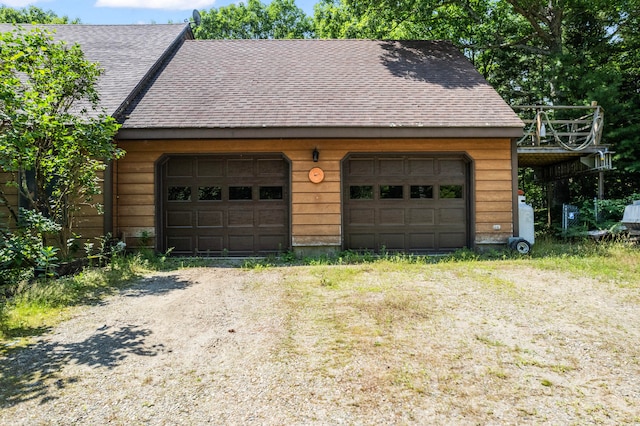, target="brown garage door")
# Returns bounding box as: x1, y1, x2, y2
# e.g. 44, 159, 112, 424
343, 154, 469, 253
160, 154, 289, 256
